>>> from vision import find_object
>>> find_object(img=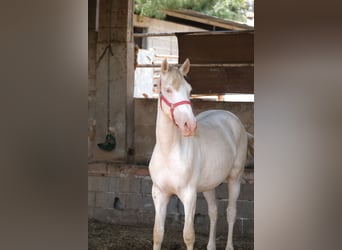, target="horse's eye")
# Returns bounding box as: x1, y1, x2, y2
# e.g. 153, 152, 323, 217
166, 88, 172, 93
